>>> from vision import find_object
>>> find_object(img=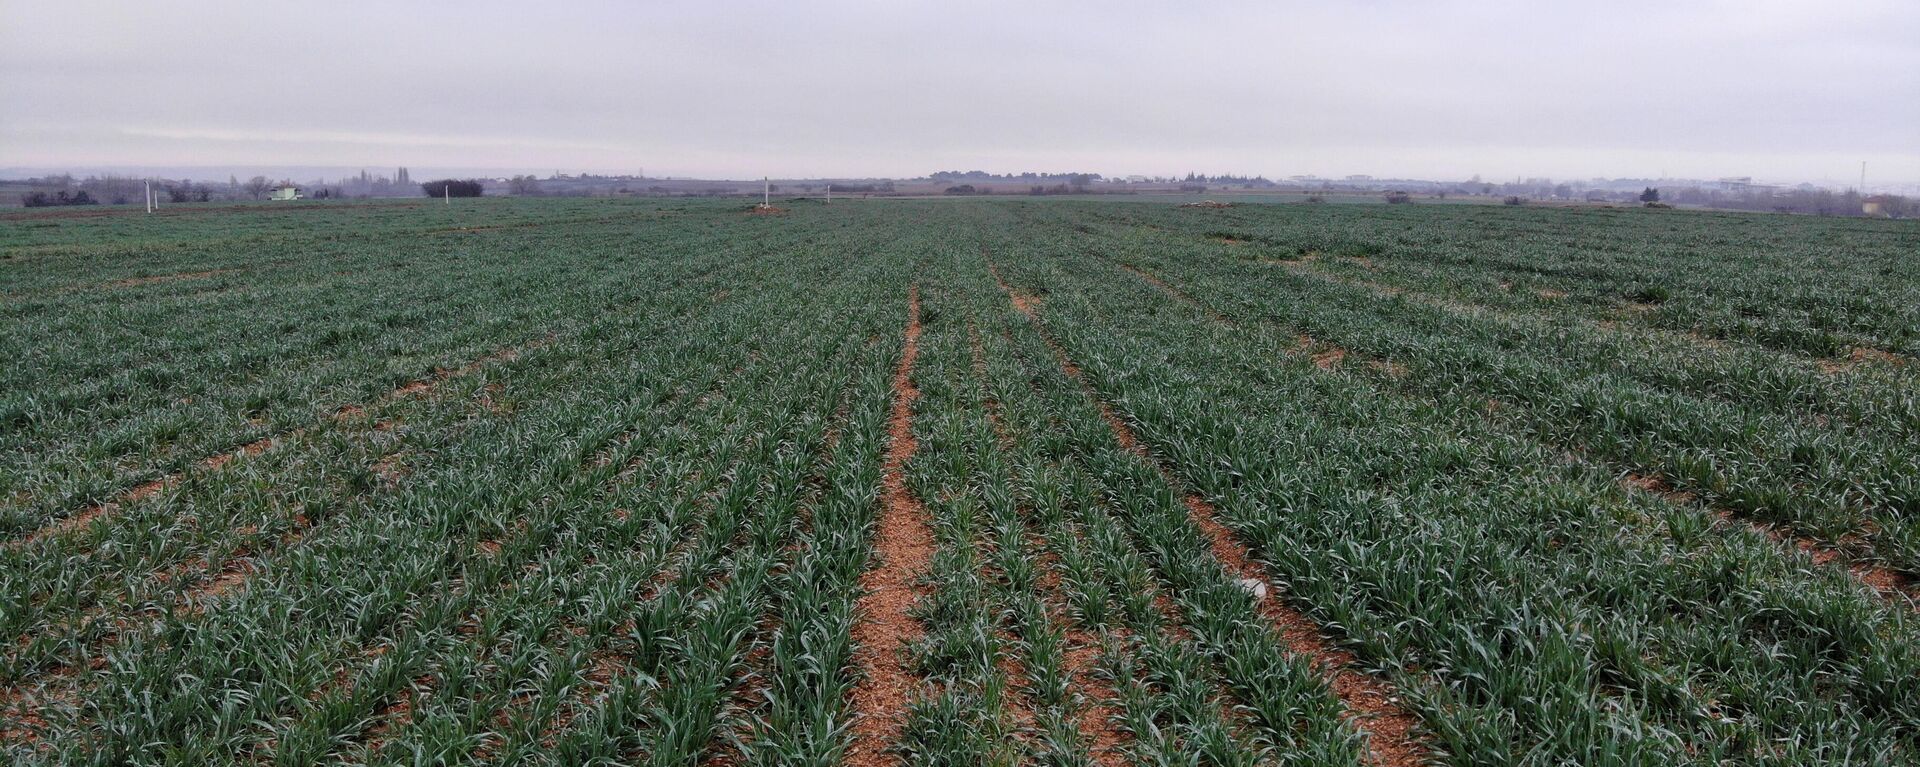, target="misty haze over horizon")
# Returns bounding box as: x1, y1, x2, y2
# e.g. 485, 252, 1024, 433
3, 1, 1916, 189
